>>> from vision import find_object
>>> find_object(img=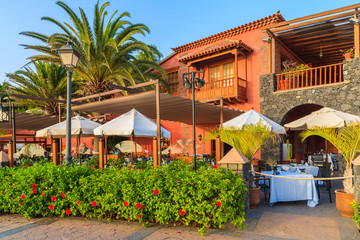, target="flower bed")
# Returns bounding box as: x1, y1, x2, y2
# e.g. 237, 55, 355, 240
0, 161, 247, 234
